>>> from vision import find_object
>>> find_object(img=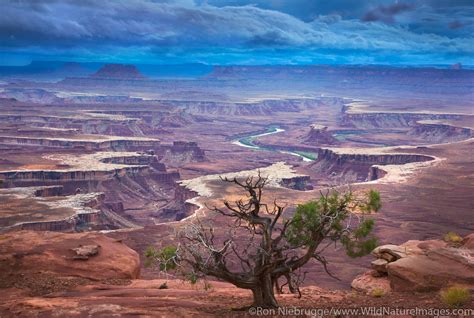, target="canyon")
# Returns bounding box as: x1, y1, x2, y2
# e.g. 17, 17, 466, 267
0, 64, 473, 315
